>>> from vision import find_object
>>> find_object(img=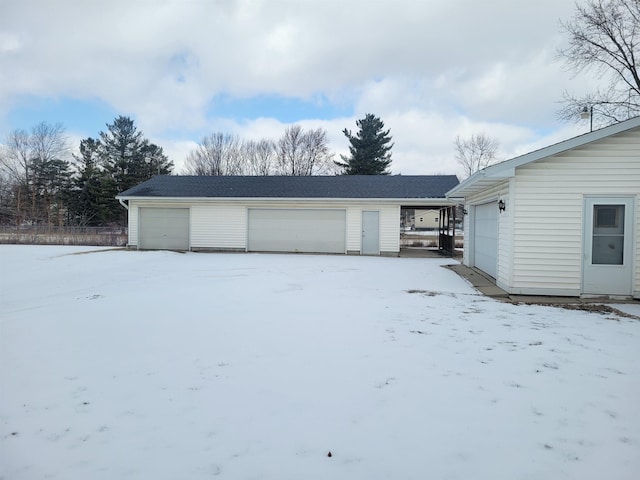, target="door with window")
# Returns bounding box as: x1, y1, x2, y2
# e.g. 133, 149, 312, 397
583, 197, 634, 296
